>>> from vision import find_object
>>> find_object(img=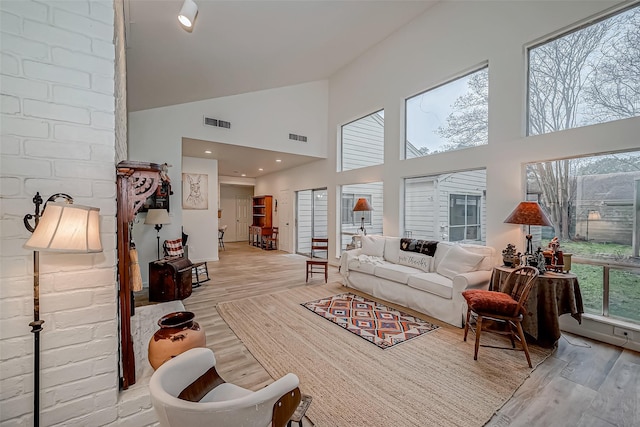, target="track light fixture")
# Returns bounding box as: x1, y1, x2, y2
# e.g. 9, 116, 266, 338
178, 0, 198, 30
